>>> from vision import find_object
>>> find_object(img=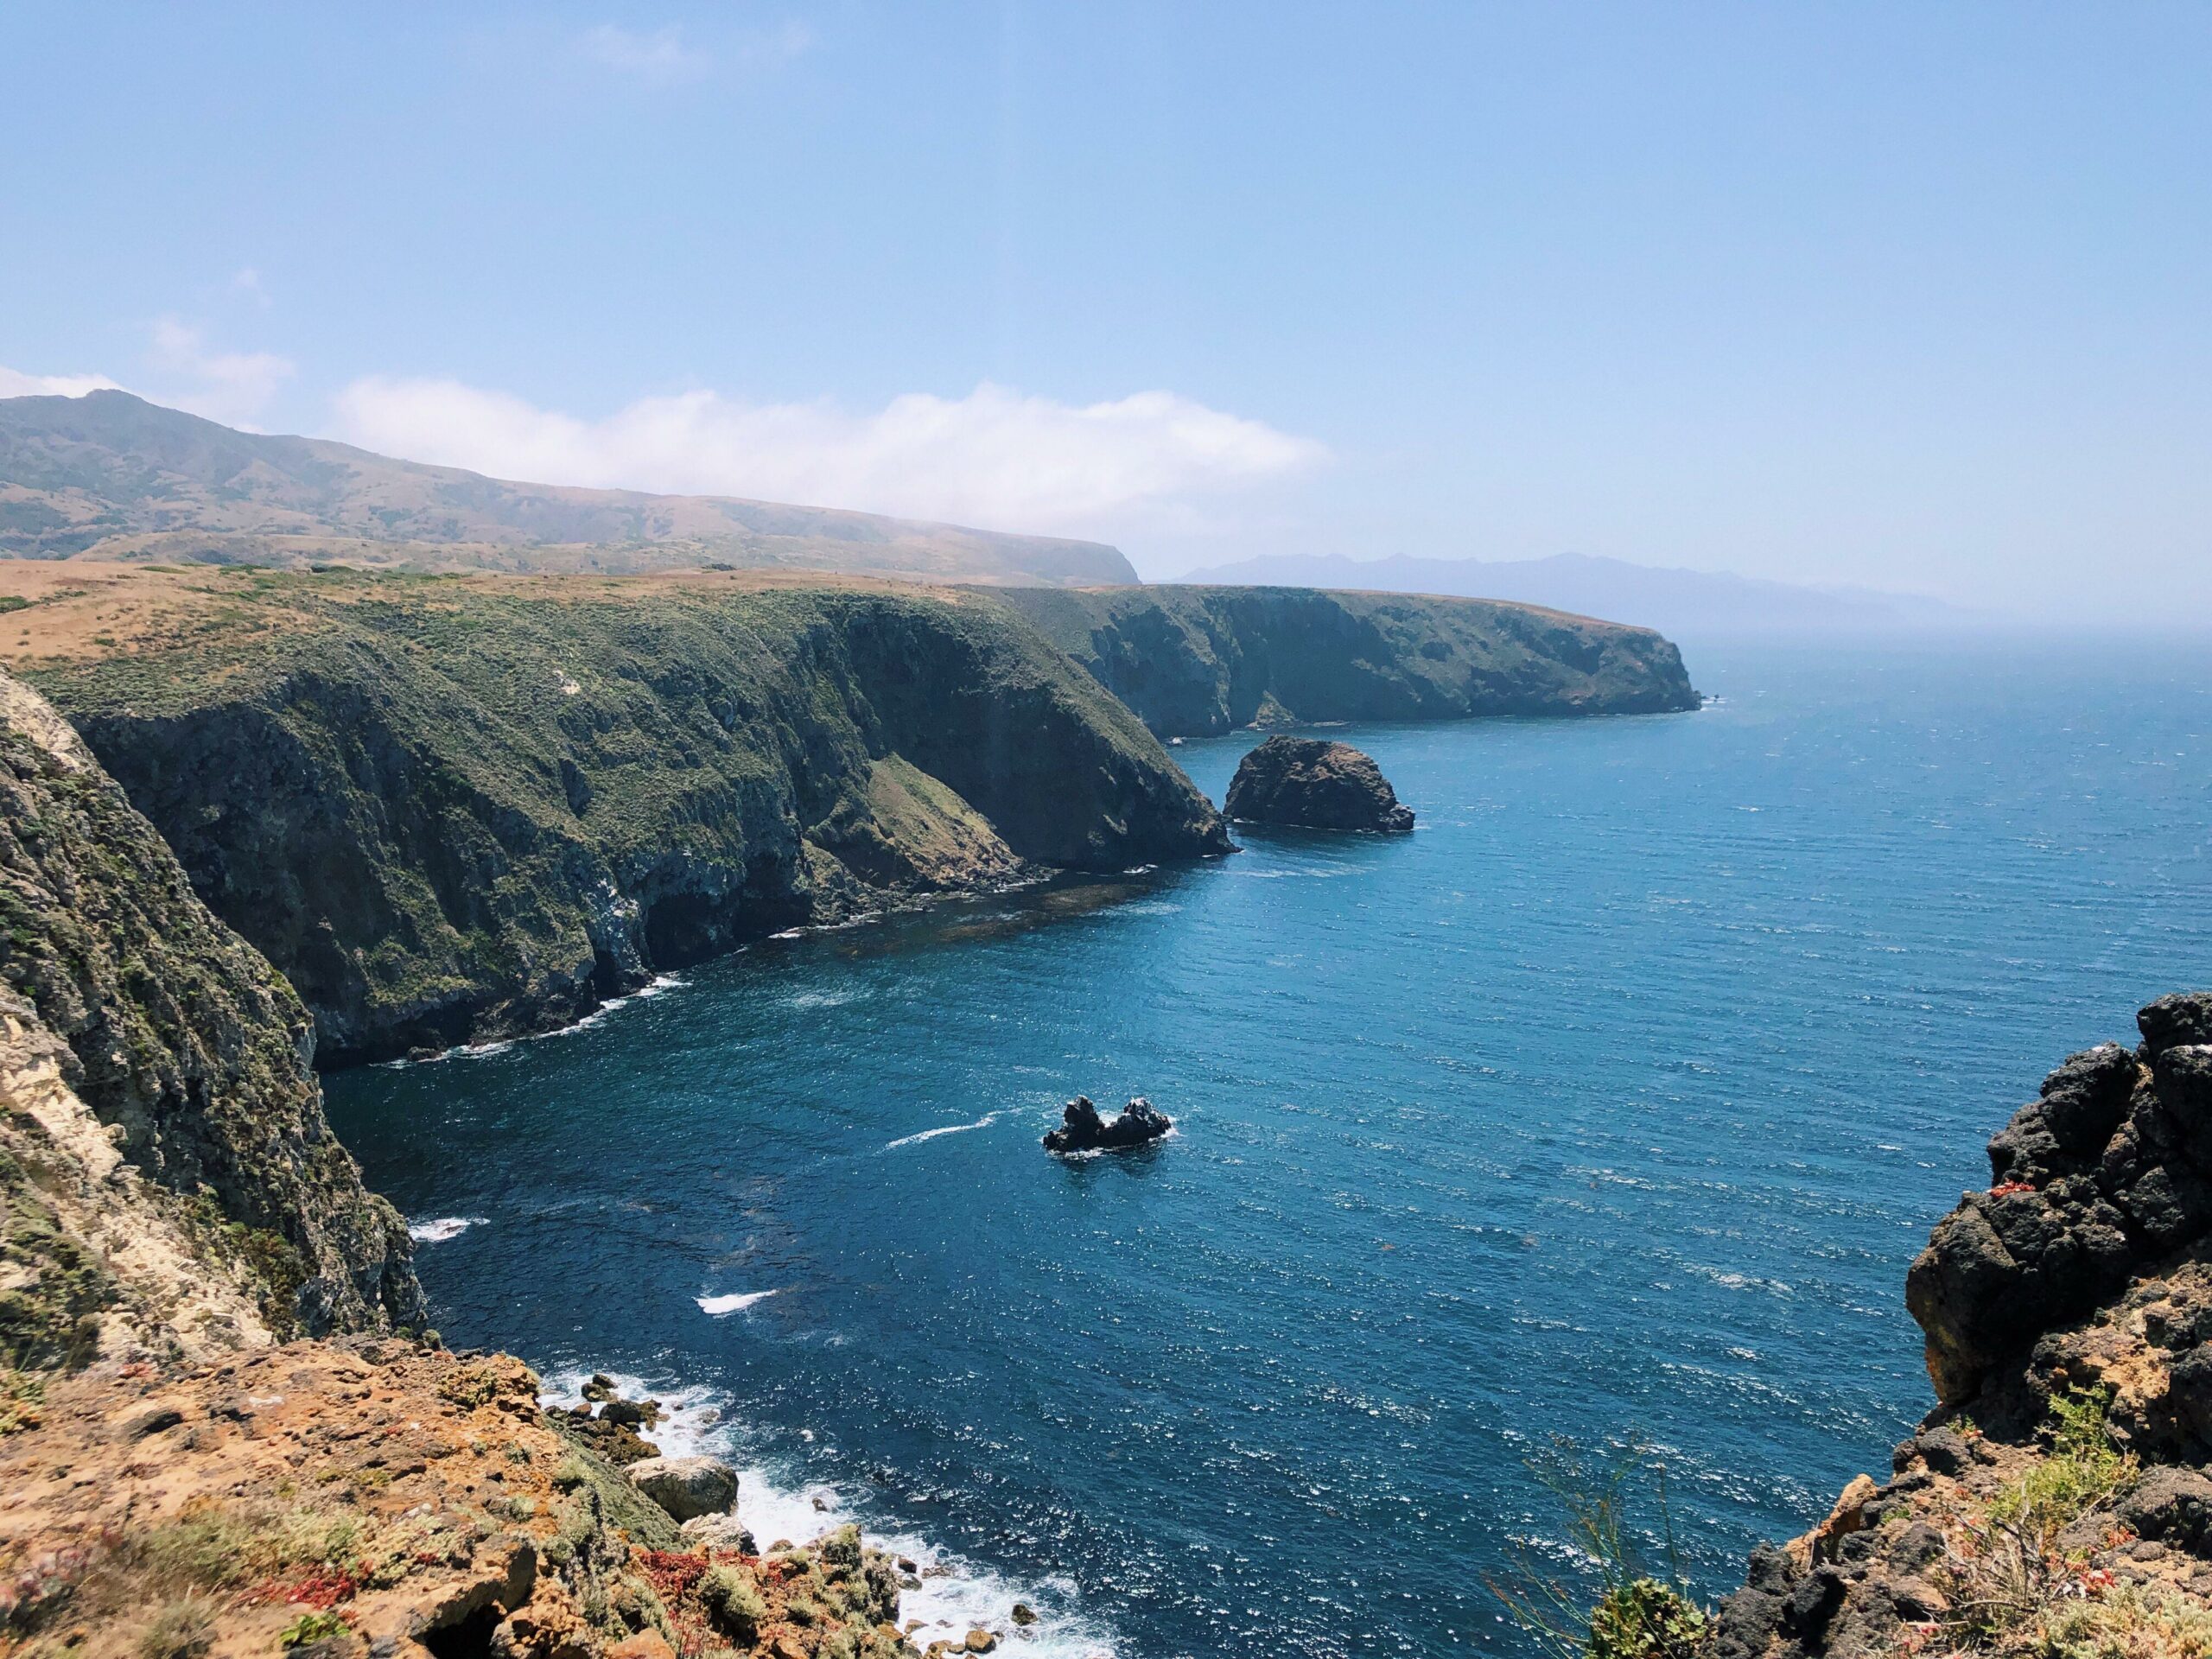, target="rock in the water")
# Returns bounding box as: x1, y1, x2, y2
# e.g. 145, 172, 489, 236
680, 1512, 759, 1554
1224, 735, 1414, 833
1043, 1095, 1173, 1154
627, 1454, 740, 1522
